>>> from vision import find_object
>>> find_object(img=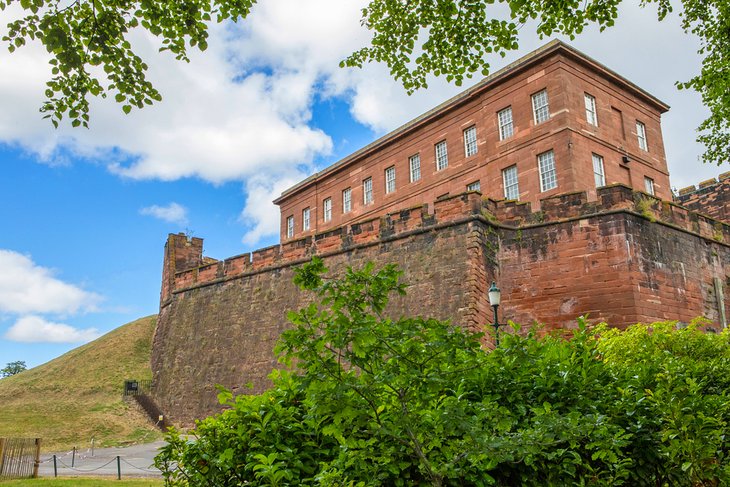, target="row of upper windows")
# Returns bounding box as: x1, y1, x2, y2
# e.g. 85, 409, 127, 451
285, 149, 550, 237
496, 89, 550, 141
497, 90, 649, 152
284, 90, 650, 237
584, 93, 649, 151
285, 149, 657, 237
